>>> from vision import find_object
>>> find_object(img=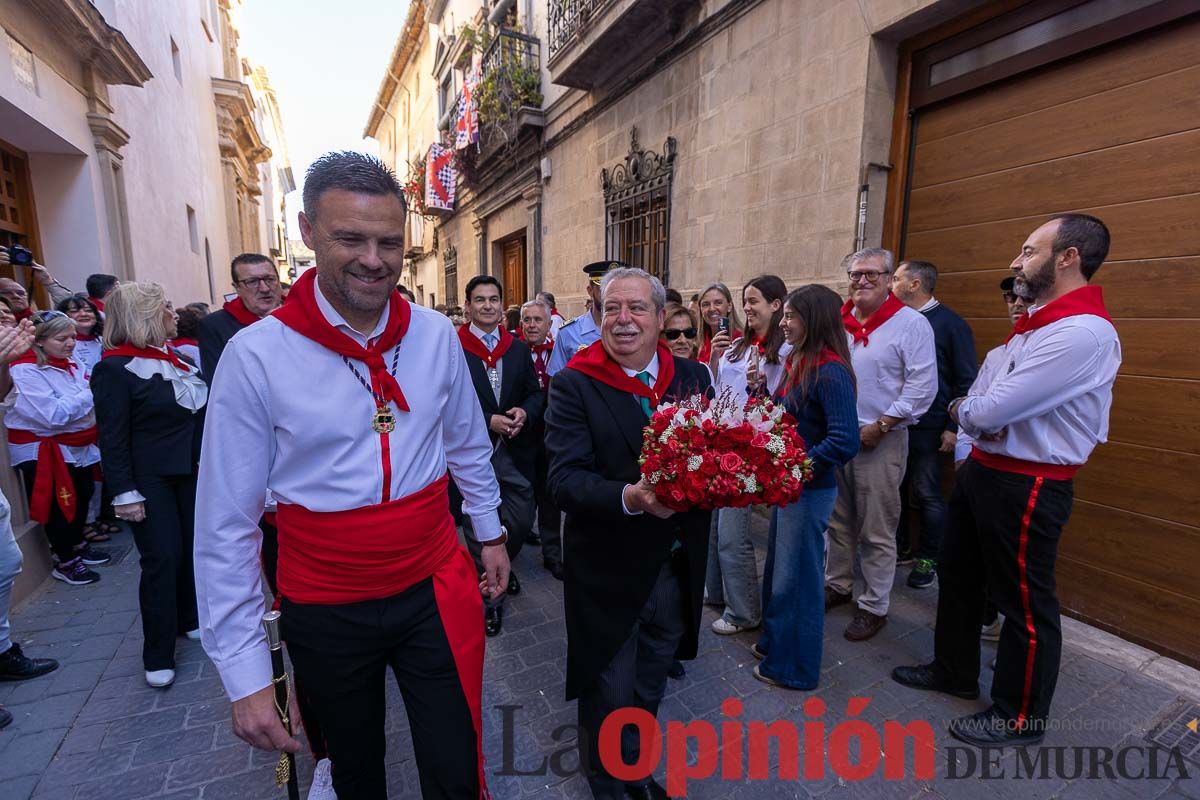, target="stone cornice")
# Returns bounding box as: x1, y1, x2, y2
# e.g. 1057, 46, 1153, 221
28, 0, 153, 87
86, 112, 131, 156
212, 77, 272, 167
